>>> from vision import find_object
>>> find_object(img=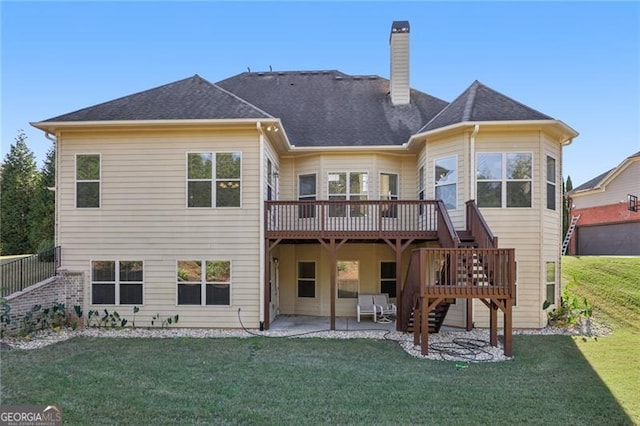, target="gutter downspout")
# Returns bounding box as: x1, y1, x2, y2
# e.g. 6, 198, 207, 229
45, 132, 59, 249
469, 125, 480, 200
257, 122, 266, 330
